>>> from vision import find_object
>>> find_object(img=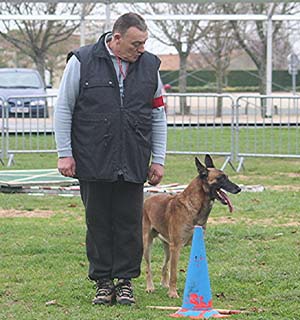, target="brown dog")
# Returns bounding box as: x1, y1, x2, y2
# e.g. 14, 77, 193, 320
143, 154, 241, 298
